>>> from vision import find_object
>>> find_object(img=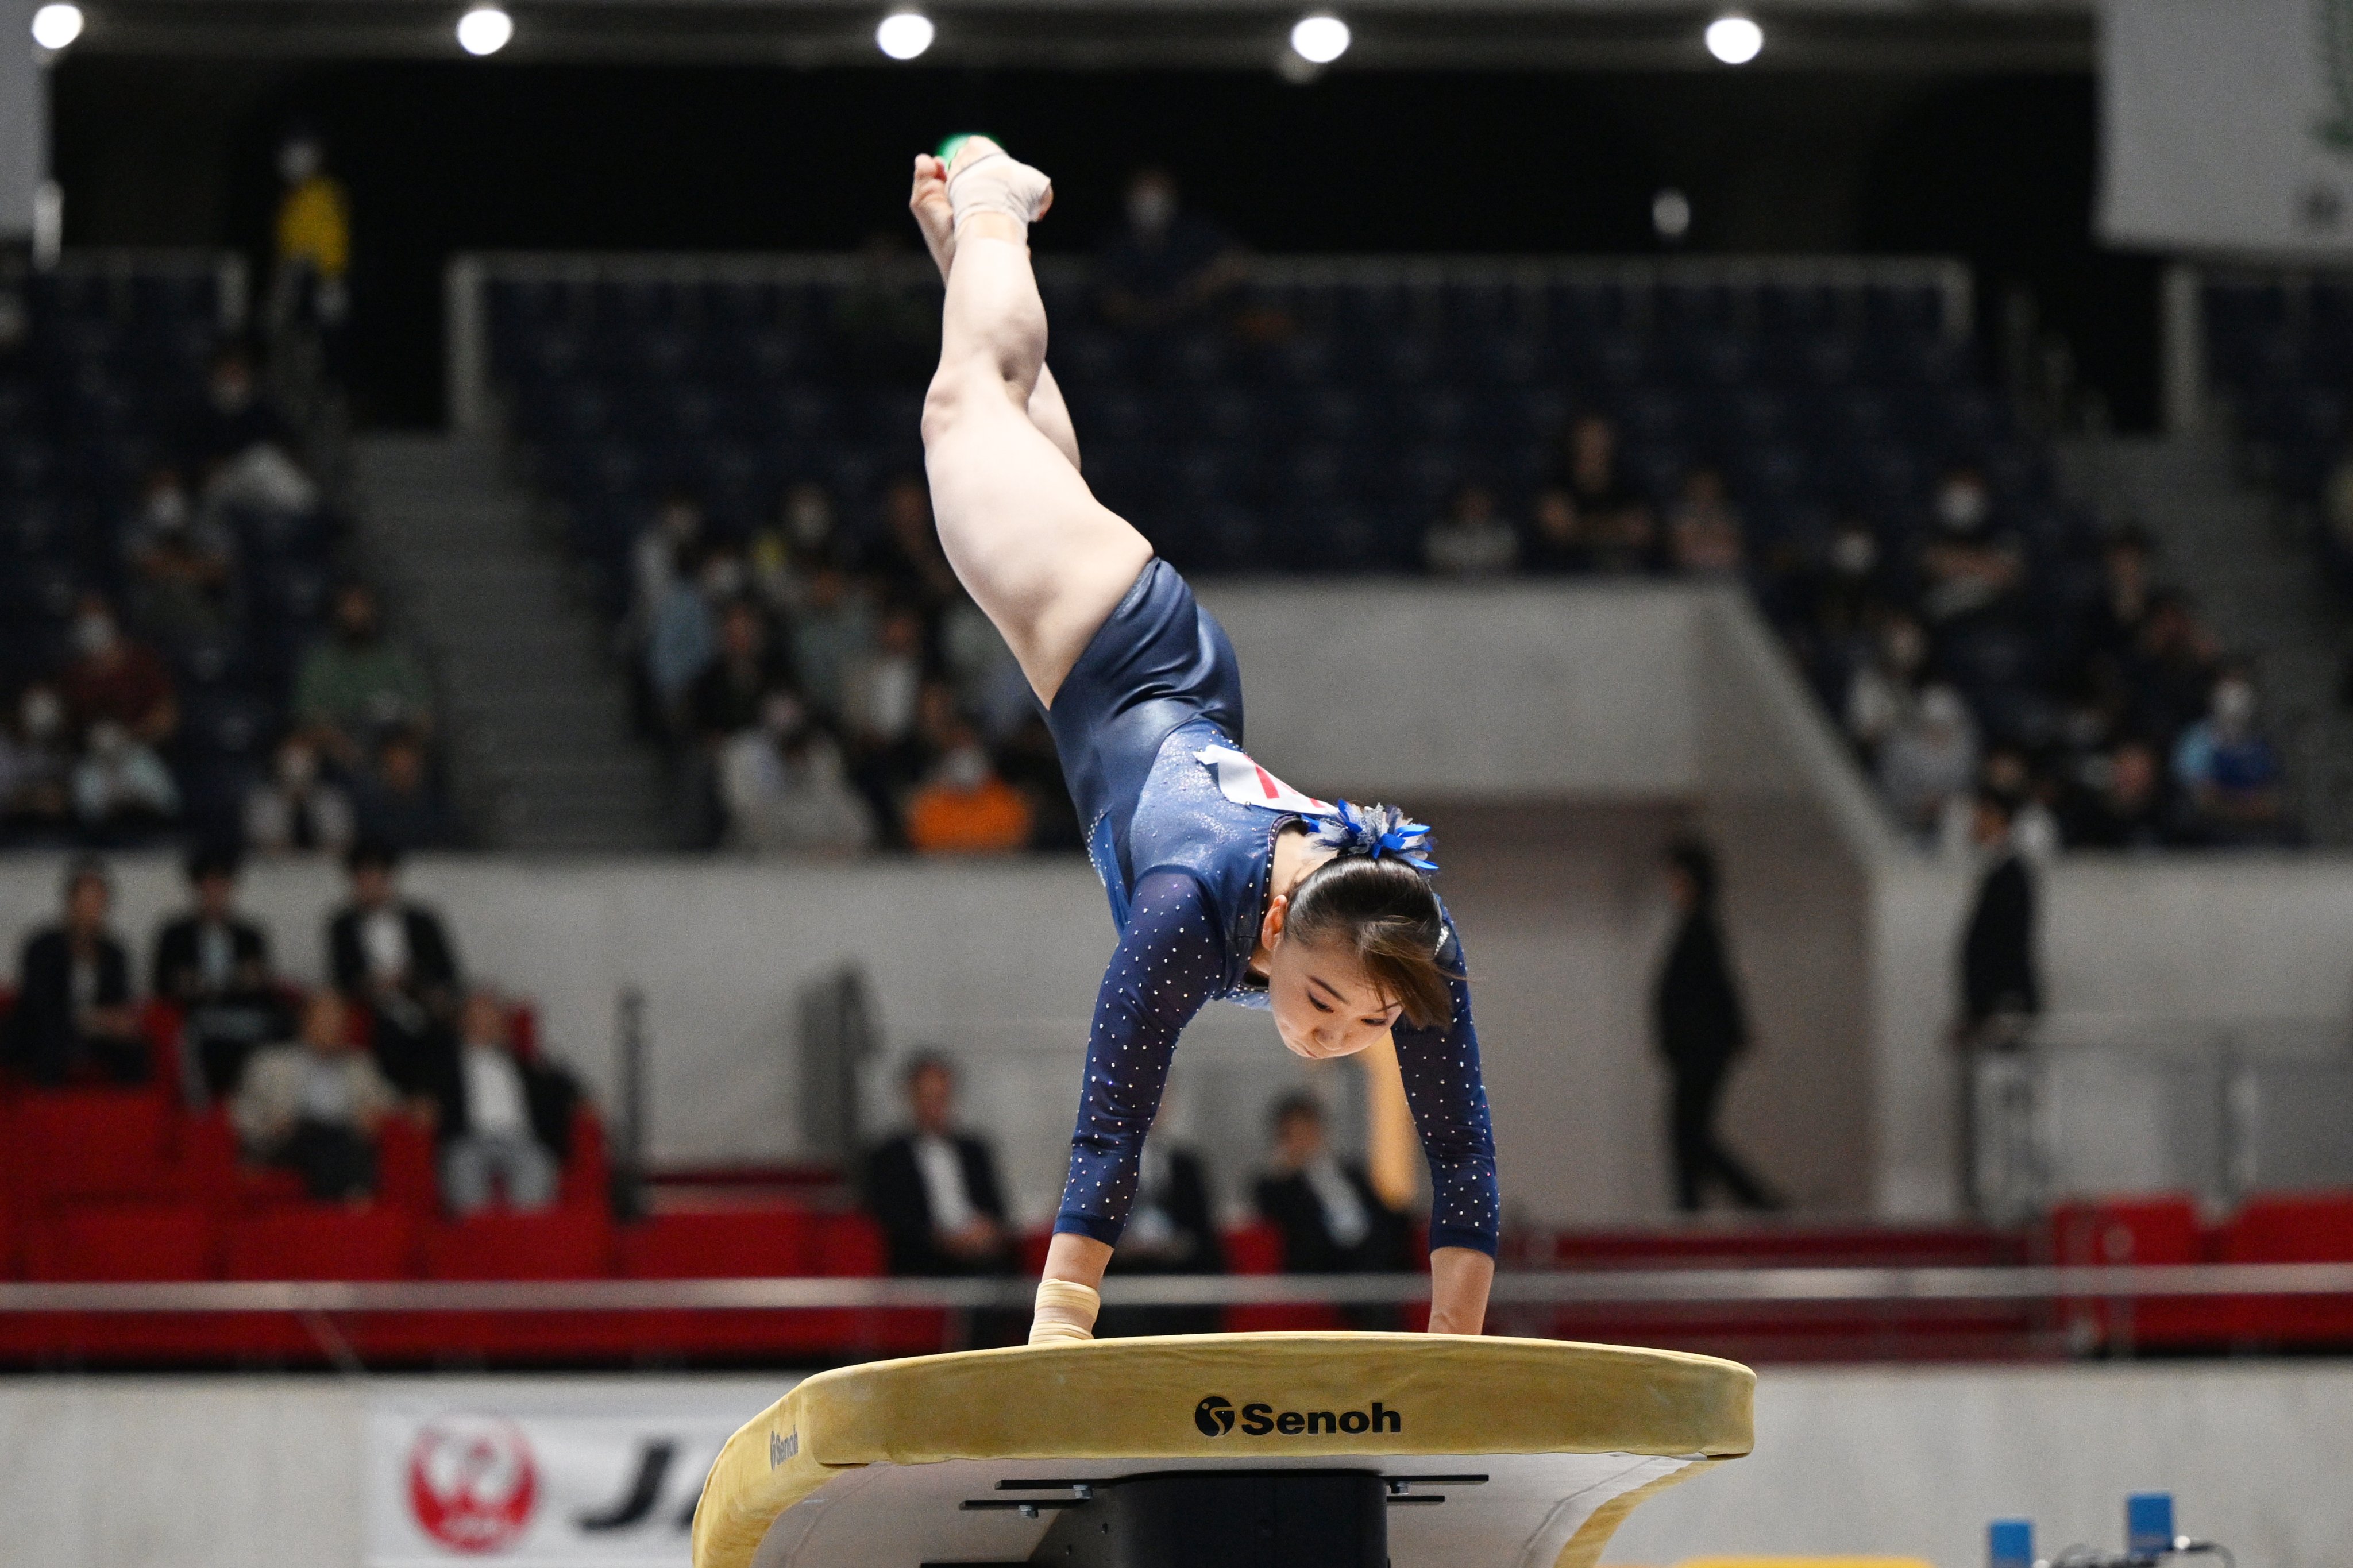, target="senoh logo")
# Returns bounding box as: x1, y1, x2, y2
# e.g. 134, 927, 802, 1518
1191, 1396, 1402, 1438
407, 1415, 539, 1553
